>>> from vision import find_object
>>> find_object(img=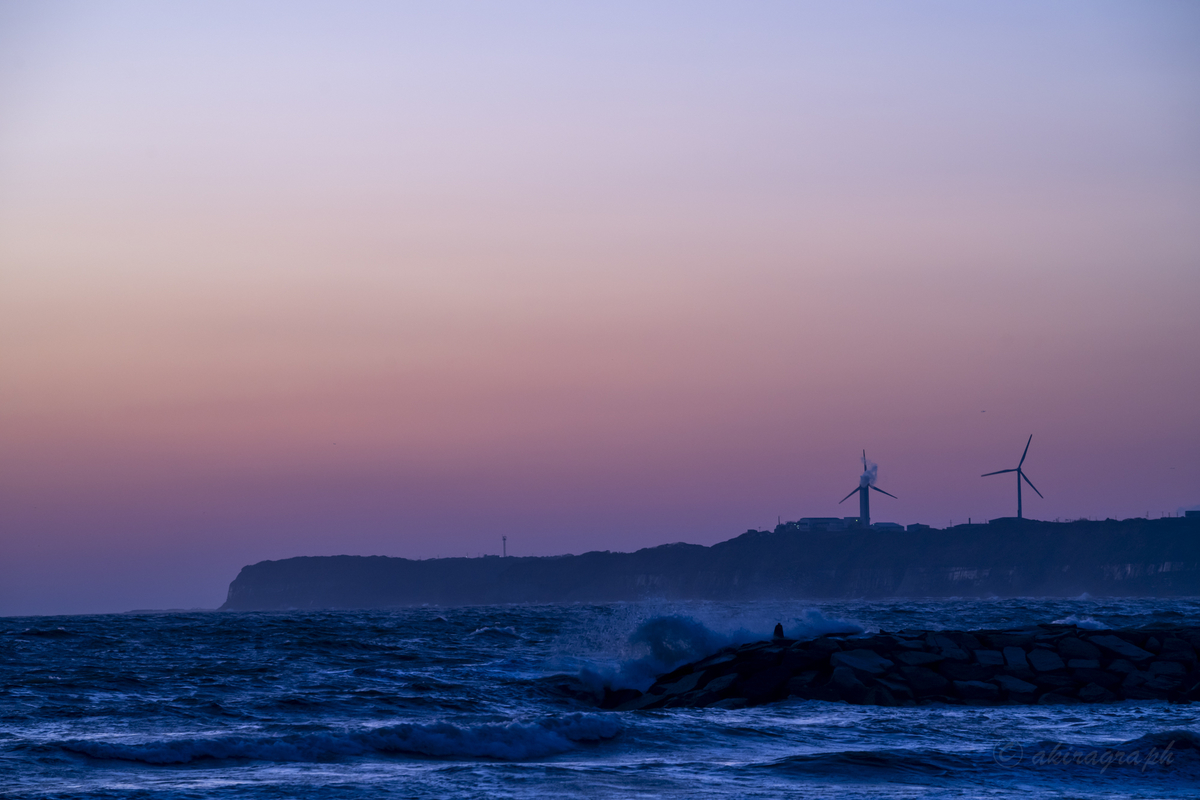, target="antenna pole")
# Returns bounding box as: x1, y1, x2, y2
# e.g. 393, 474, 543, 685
502, 536, 507, 557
